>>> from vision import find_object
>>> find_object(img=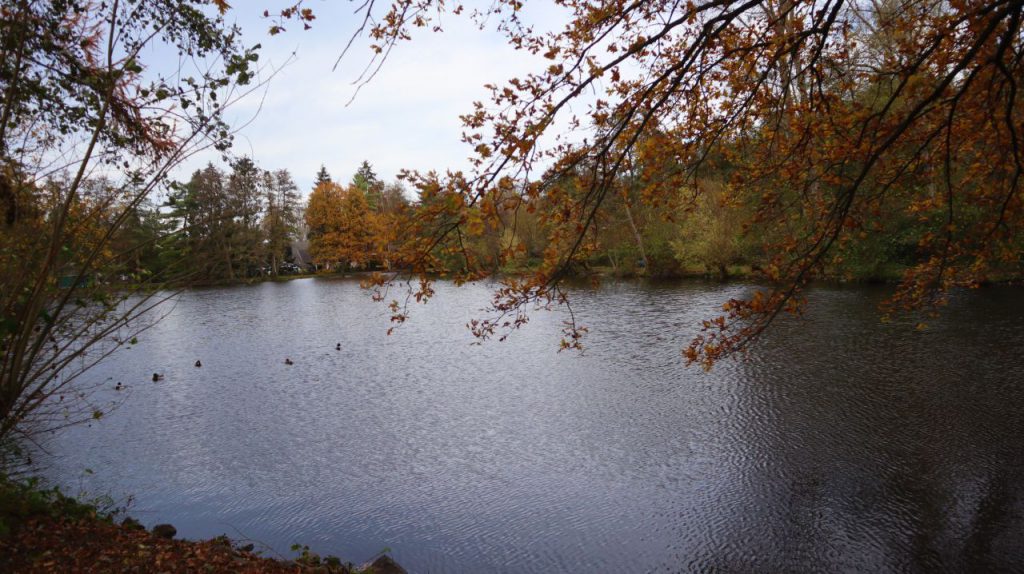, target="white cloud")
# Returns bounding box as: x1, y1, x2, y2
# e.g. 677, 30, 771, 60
178, 2, 558, 196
